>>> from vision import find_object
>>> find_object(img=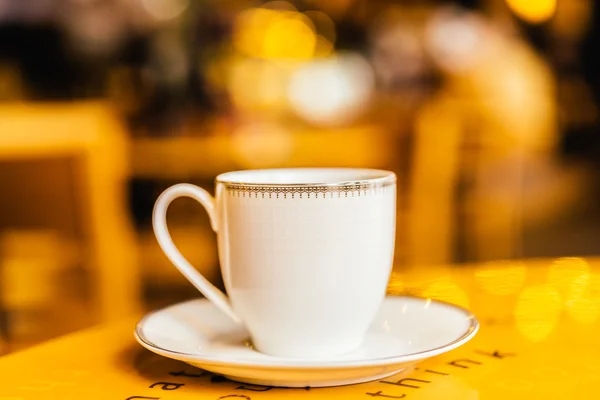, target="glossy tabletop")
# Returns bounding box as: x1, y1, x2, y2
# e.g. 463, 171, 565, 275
0, 257, 599, 399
